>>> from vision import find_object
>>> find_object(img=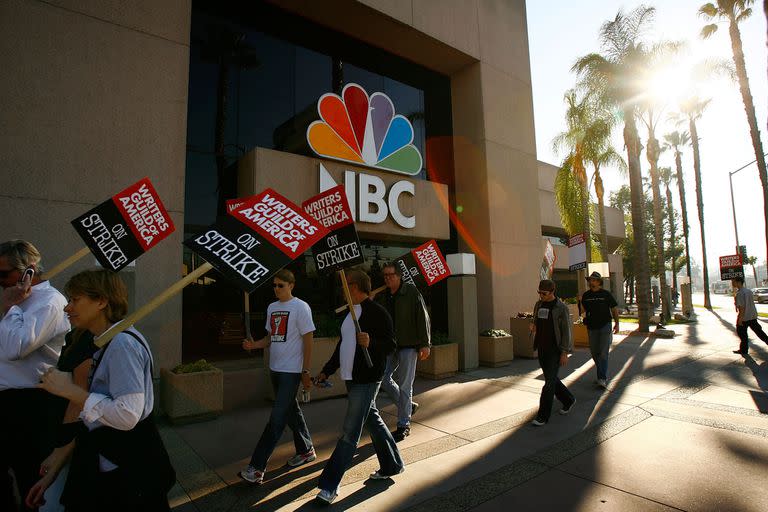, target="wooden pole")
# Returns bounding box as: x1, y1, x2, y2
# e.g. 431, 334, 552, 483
95, 262, 213, 348
339, 269, 373, 368
45, 246, 91, 280
335, 285, 386, 313
243, 291, 252, 340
